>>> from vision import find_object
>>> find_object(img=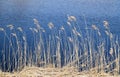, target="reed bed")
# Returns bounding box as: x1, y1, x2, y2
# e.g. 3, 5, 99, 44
0, 16, 120, 76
